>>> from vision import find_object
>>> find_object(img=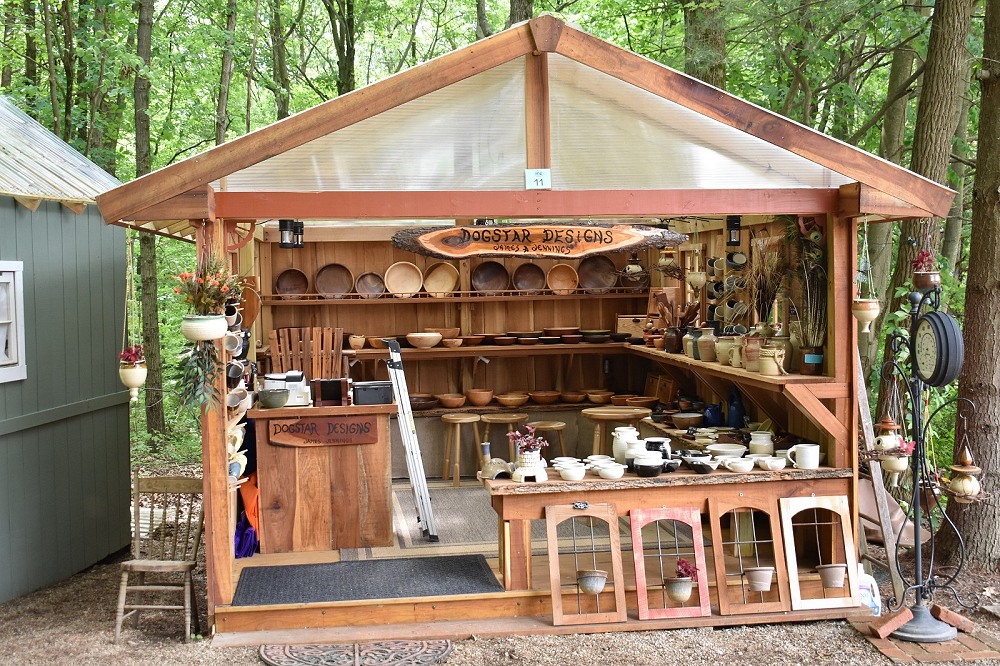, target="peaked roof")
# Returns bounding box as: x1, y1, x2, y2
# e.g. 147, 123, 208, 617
0, 96, 121, 208
97, 17, 953, 240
